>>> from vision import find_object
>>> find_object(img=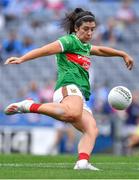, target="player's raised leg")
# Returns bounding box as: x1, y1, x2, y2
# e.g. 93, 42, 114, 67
4, 95, 83, 123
